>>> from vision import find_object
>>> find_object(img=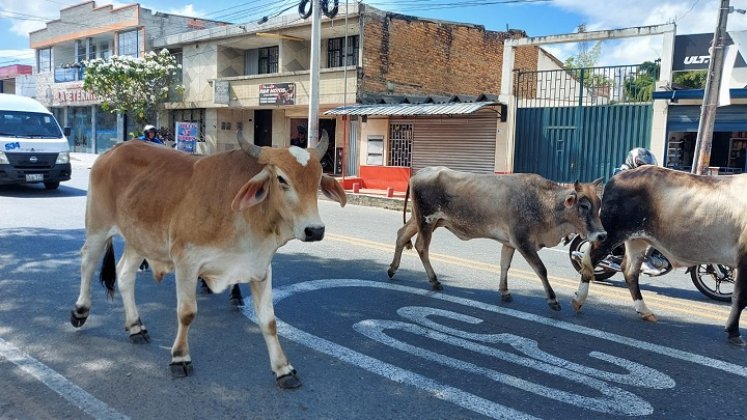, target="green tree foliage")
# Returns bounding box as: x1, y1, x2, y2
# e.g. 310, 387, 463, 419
83, 49, 182, 125
563, 24, 612, 95
672, 70, 708, 89
623, 60, 660, 102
